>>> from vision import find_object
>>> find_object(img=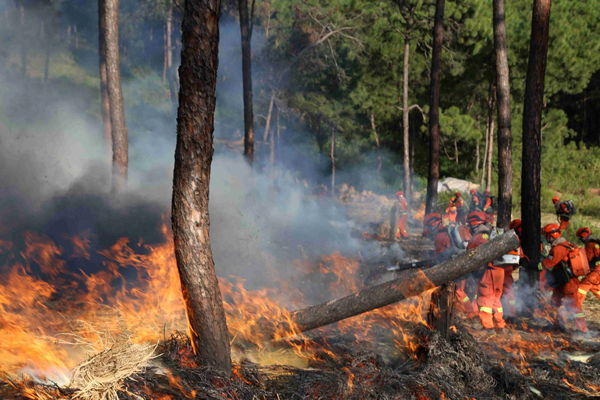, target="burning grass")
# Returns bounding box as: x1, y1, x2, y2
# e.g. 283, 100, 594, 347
1, 226, 600, 398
